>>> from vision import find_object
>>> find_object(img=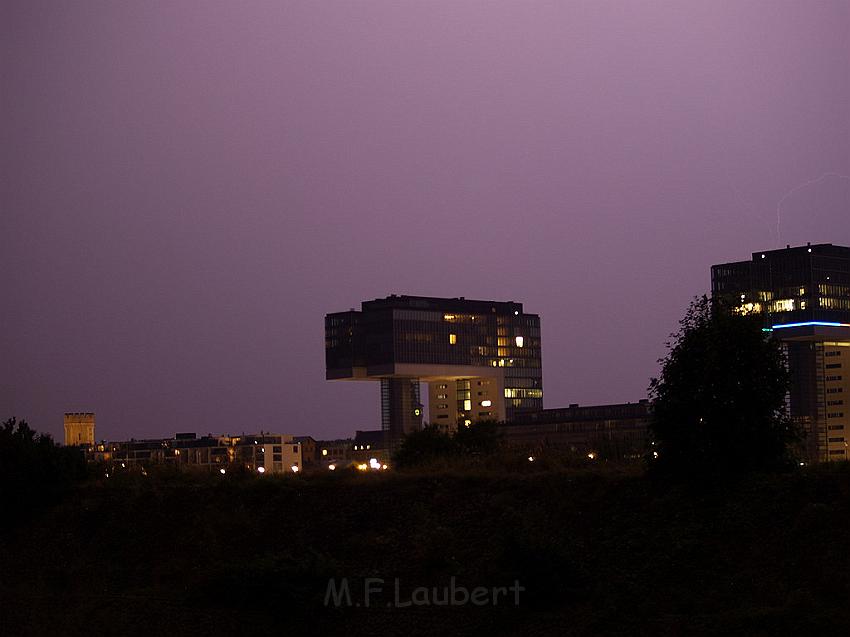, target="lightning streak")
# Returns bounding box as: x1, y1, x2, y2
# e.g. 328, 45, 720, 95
775, 172, 850, 246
